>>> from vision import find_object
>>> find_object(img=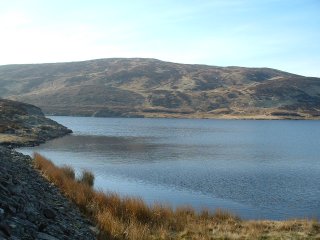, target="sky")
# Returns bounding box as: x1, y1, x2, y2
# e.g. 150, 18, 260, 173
0, 0, 319, 77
